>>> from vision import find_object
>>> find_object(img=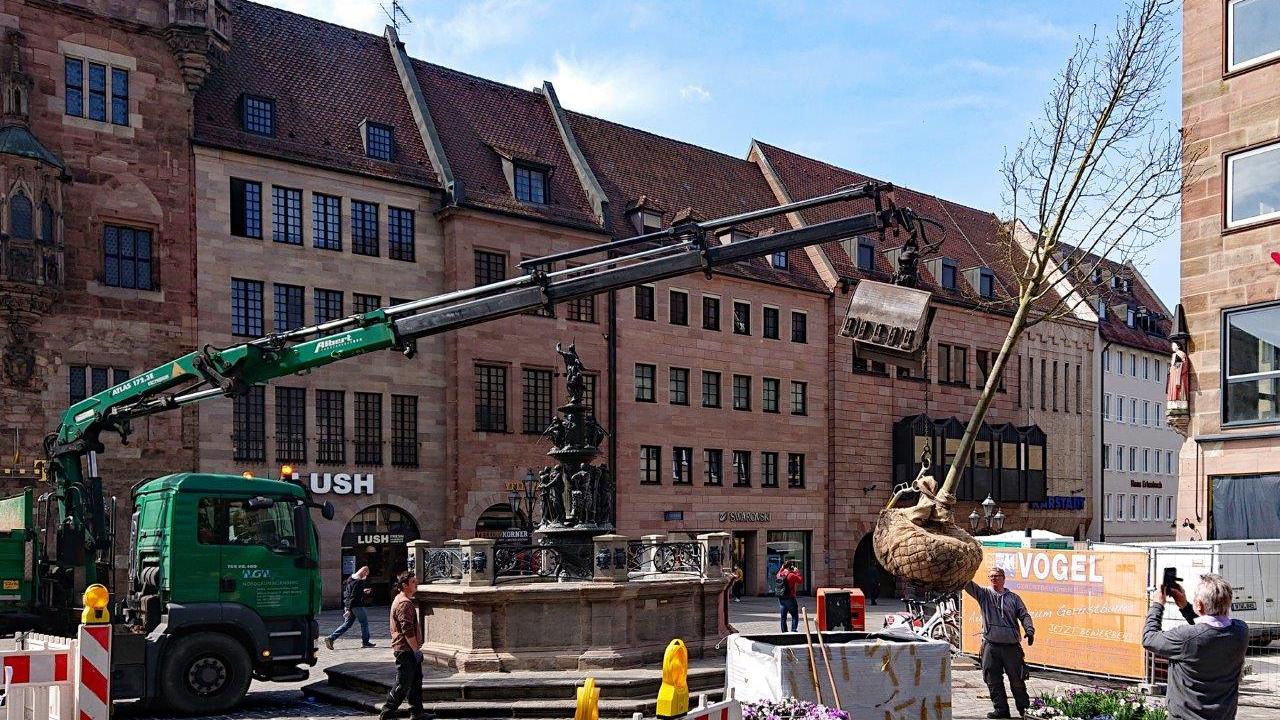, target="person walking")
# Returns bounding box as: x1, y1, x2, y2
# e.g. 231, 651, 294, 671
775, 560, 803, 632
381, 571, 431, 720
964, 567, 1034, 718
1143, 574, 1248, 720
324, 566, 374, 649
732, 565, 744, 602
